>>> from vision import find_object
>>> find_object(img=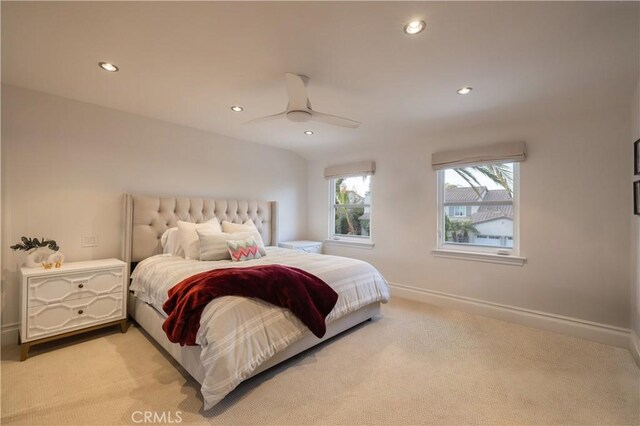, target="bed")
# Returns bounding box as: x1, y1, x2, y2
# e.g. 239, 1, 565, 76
122, 194, 390, 409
